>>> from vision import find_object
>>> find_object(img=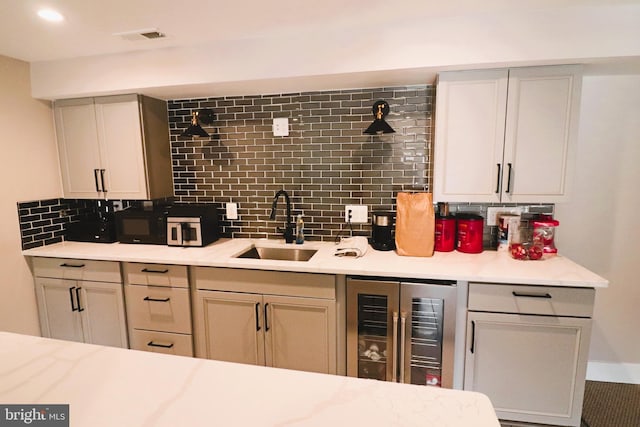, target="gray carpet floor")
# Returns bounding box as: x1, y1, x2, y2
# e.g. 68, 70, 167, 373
499, 381, 640, 427
581, 380, 640, 427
